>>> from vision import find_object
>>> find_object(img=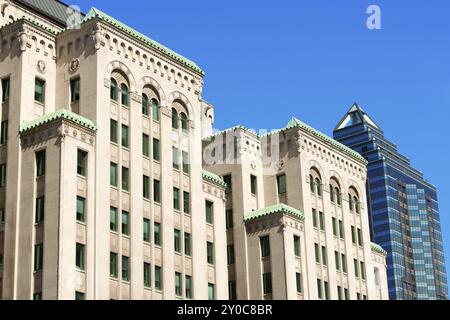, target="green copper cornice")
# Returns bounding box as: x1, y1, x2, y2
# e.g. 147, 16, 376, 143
81, 7, 204, 76
371, 242, 387, 256
202, 169, 226, 188
244, 203, 305, 222
20, 109, 97, 134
